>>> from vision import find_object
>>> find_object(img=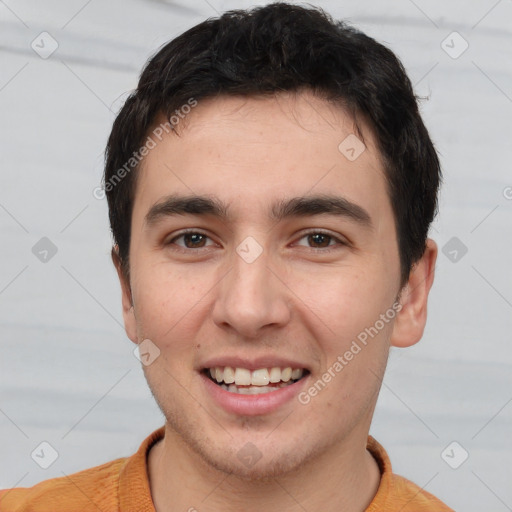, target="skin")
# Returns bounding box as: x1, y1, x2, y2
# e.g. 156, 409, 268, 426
113, 90, 437, 512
